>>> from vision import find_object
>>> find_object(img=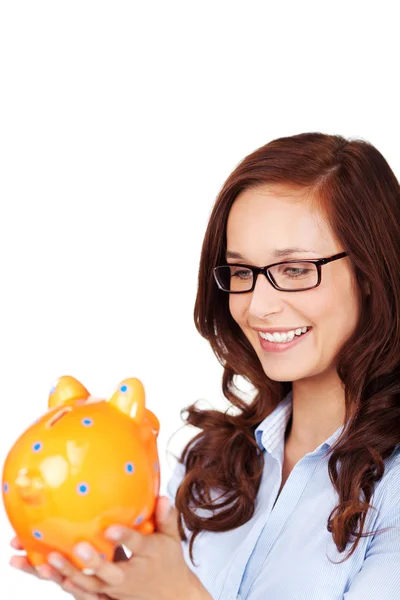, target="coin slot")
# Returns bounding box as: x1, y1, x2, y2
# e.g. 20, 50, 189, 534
47, 407, 73, 428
